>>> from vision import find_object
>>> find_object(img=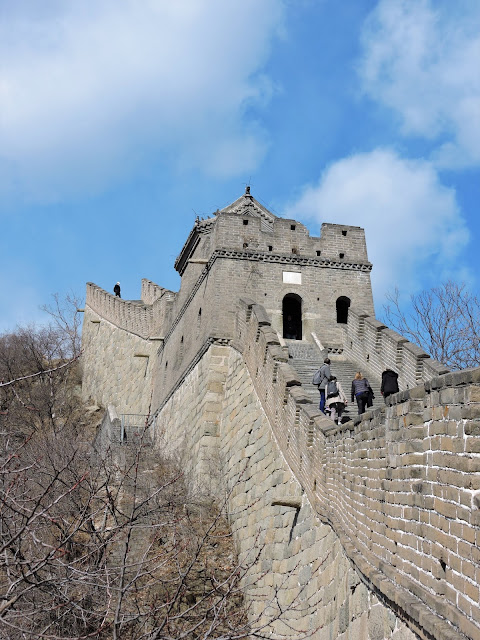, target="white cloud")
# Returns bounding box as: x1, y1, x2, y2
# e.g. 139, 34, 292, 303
359, 0, 480, 169
284, 149, 470, 305
0, 0, 285, 200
